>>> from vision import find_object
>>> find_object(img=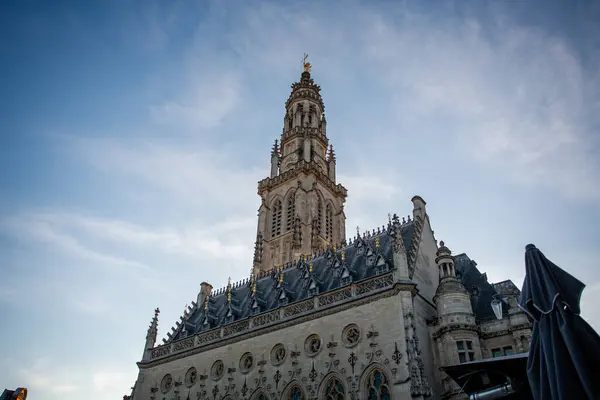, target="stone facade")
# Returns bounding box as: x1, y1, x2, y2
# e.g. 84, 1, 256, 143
127, 64, 532, 400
